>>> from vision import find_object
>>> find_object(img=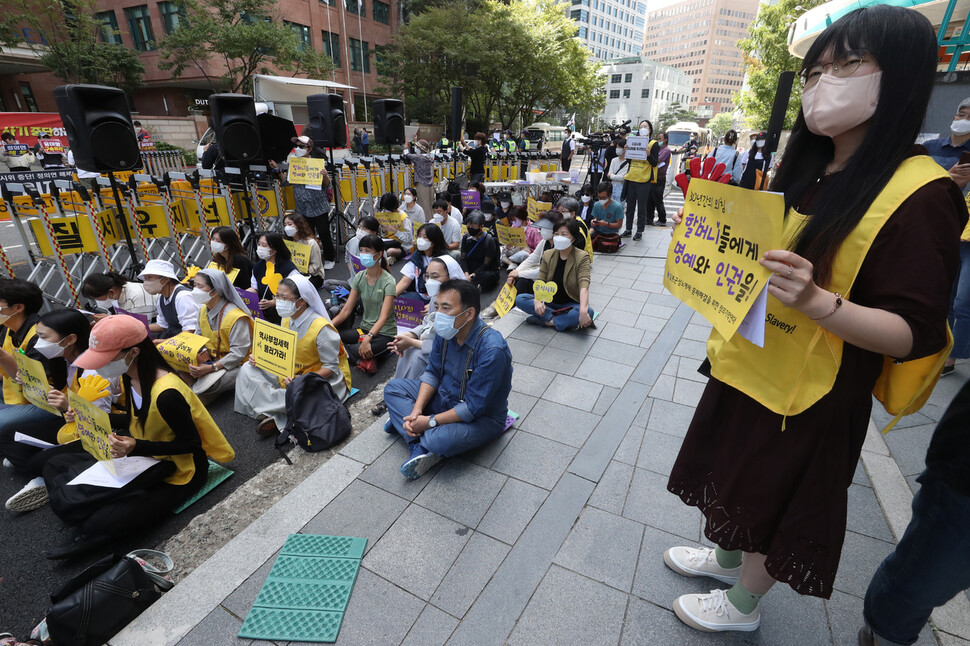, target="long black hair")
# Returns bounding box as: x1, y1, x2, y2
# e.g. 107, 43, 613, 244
126, 337, 173, 425
258, 231, 292, 263
771, 5, 937, 286
211, 226, 246, 272
416, 223, 448, 257
81, 271, 128, 299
